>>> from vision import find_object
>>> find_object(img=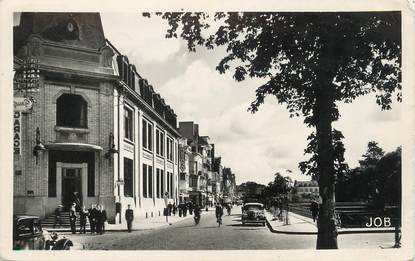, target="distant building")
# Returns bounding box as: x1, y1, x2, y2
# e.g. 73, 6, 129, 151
292, 180, 319, 202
